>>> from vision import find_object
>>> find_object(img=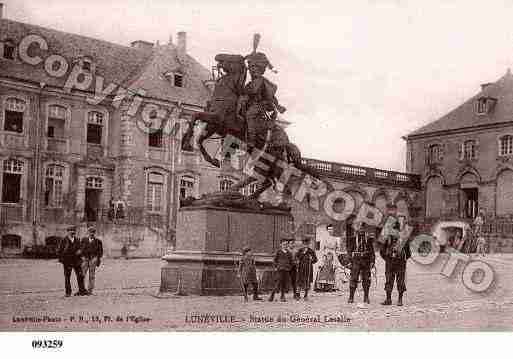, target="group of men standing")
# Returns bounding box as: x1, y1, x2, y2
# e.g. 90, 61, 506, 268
238, 203, 413, 307
346, 203, 412, 306
56, 226, 104, 297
